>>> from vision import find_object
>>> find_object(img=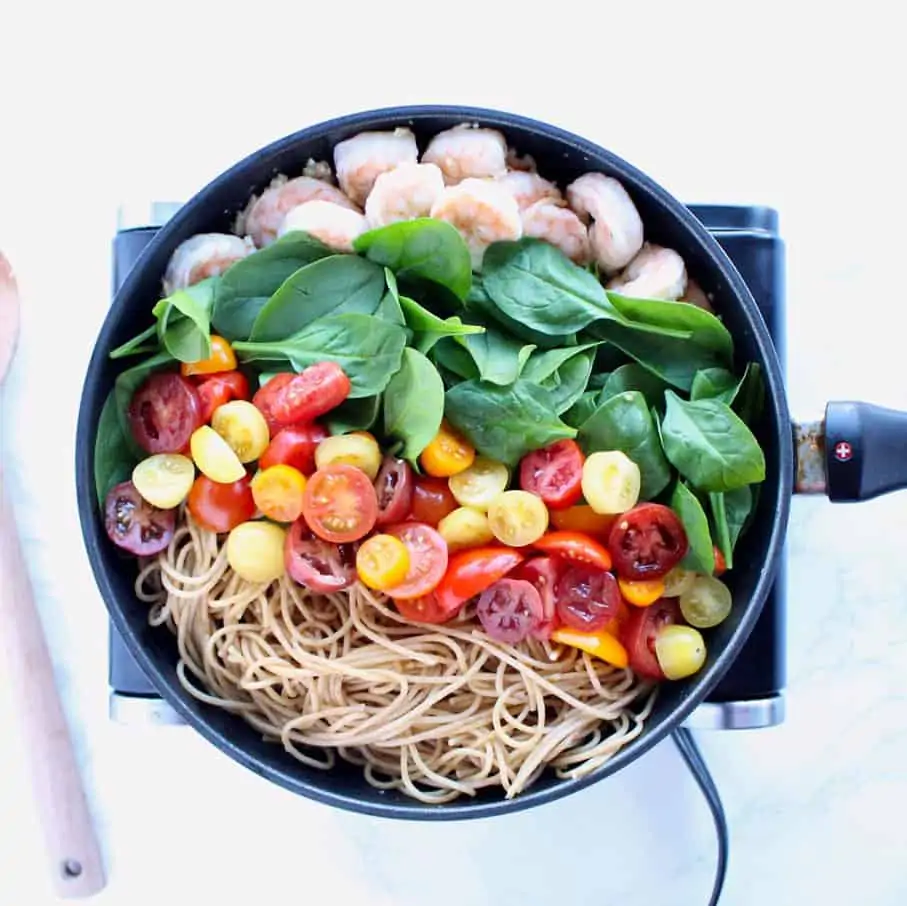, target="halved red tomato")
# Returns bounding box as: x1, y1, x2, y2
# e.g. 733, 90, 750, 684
533, 531, 612, 571
409, 475, 458, 526
510, 556, 561, 640
301, 464, 378, 543
252, 373, 295, 435
518, 439, 585, 509
104, 480, 176, 555
383, 522, 448, 601
186, 474, 255, 533
555, 565, 621, 632
285, 517, 357, 592
374, 457, 414, 526
195, 371, 250, 424
128, 372, 202, 454
392, 593, 451, 625
259, 422, 328, 474
619, 597, 682, 680
608, 503, 689, 580
432, 546, 525, 620
476, 578, 543, 644
270, 362, 351, 427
